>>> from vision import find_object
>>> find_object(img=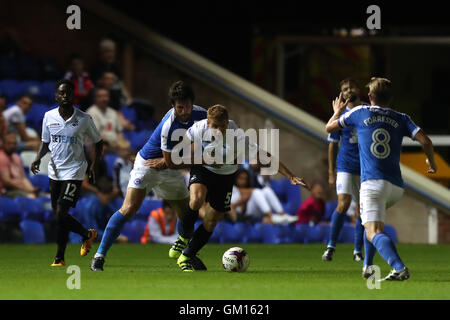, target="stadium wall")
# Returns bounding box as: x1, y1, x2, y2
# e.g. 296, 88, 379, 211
3, 0, 449, 243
